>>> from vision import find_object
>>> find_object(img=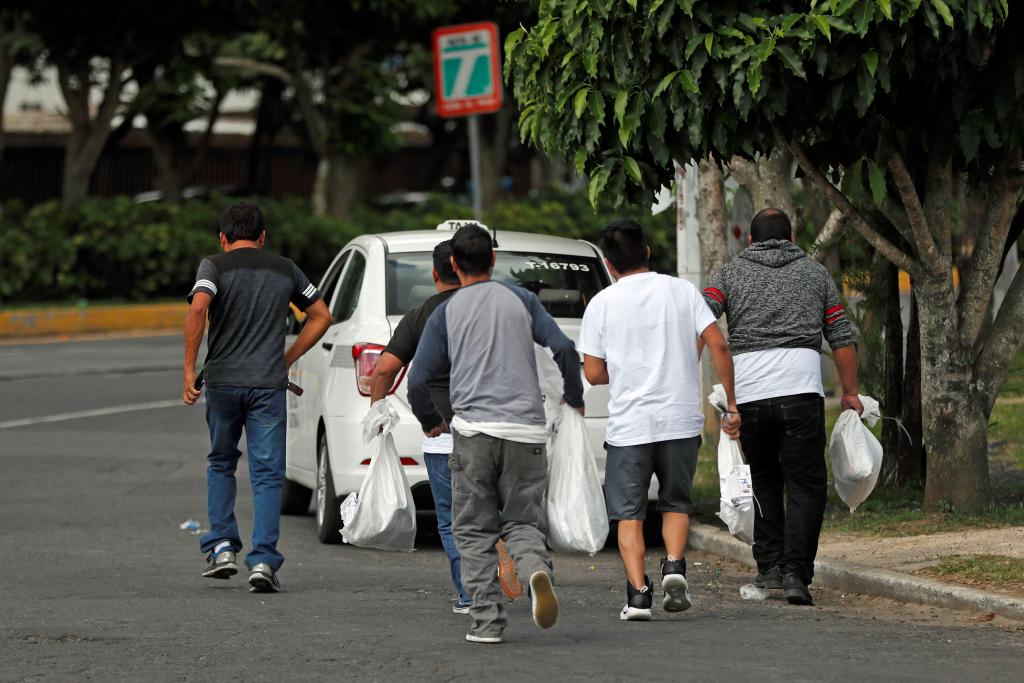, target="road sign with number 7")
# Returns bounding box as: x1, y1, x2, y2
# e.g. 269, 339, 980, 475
432, 22, 503, 118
